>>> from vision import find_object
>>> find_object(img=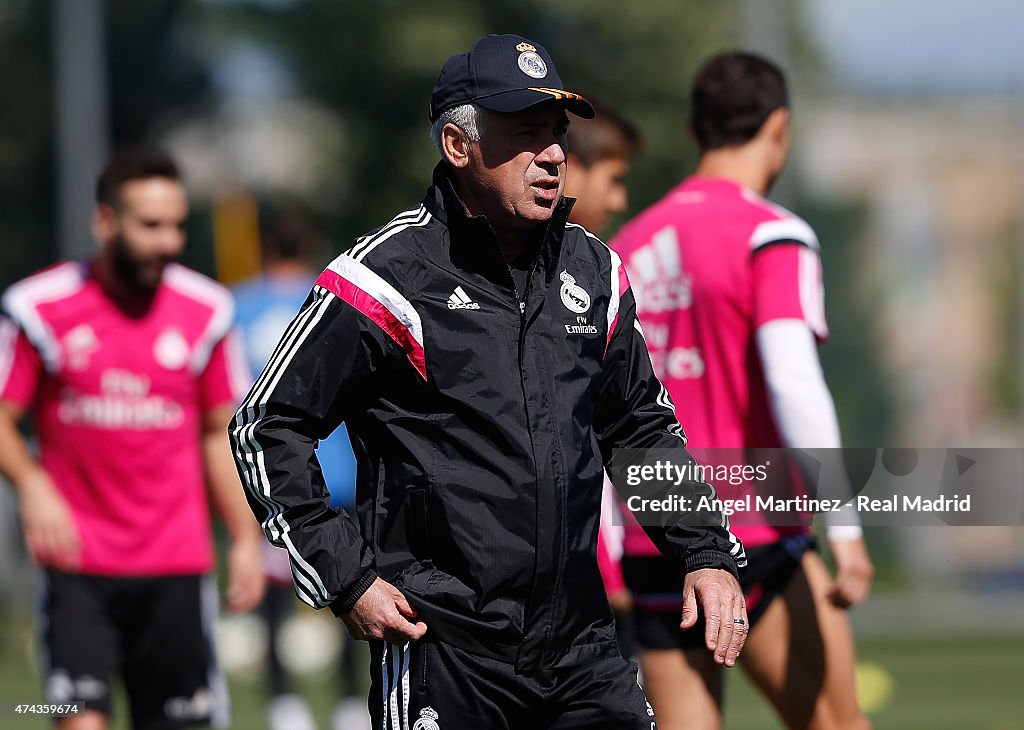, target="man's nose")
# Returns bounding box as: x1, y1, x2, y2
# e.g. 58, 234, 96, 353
158, 226, 186, 254
537, 141, 566, 167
